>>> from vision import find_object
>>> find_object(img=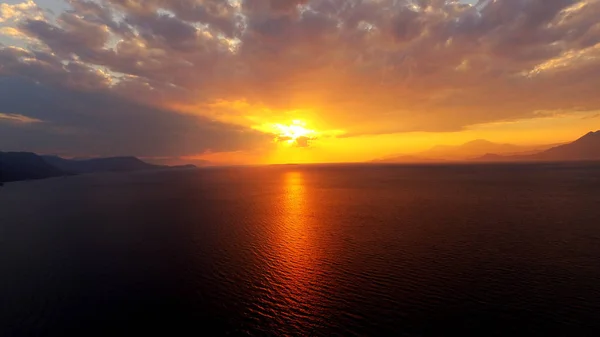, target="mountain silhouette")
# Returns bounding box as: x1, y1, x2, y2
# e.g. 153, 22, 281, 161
0, 152, 66, 183
533, 131, 600, 161
375, 140, 554, 163
1, 153, 196, 183
474, 131, 600, 162
424, 140, 523, 158
42, 156, 160, 174
373, 155, 445, 164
